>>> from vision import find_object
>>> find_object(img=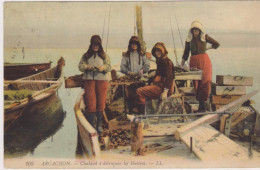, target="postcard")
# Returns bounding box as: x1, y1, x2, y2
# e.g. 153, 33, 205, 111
3, 1, 260, 169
